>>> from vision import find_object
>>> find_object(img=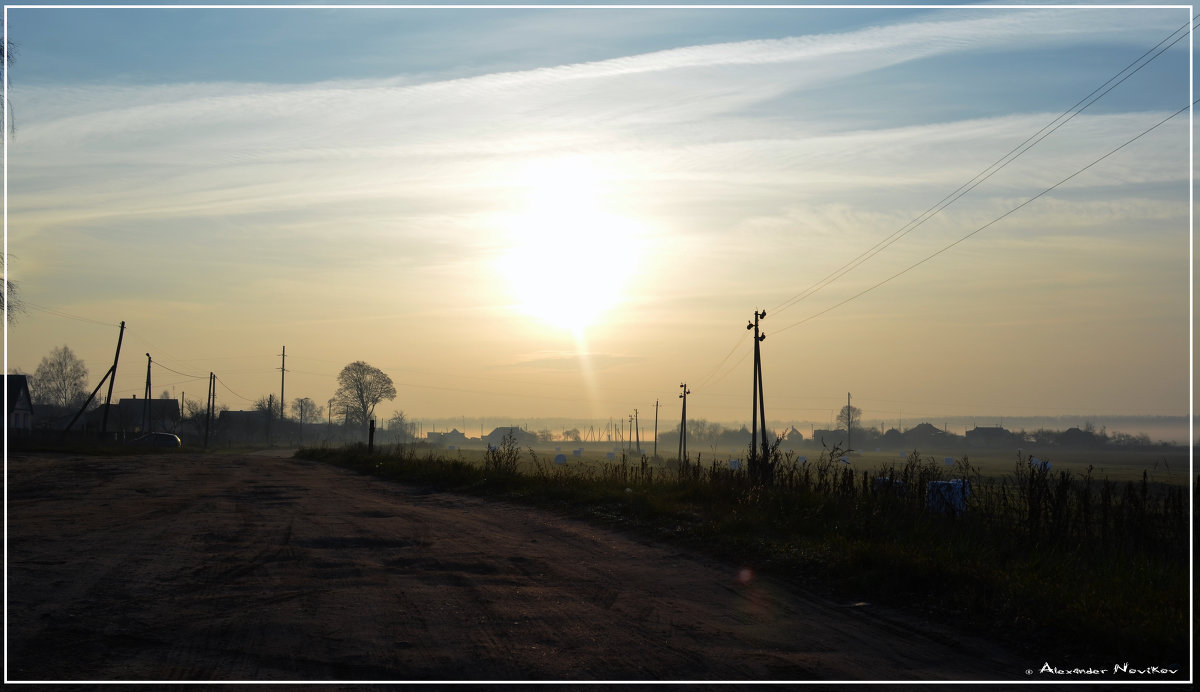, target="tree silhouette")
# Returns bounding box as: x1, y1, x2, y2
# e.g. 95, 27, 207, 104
332, 361, 396, 438
836, 404, 862, 435
32, 345, 89, 408
291, 397, 322, 426
2, 31, 20, 324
